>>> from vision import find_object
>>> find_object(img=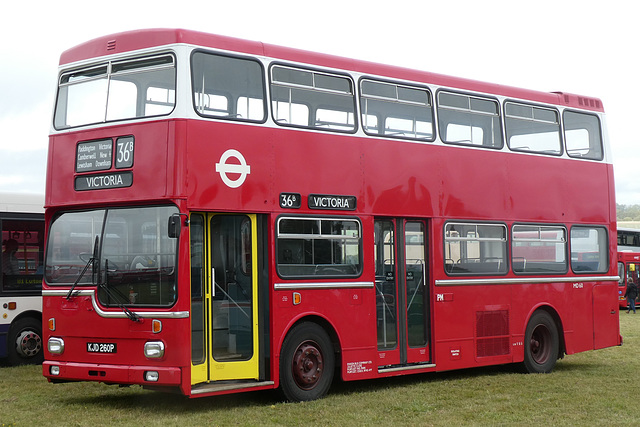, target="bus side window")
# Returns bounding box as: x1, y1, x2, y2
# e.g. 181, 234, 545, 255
271, 65, 356, 133
277, 217, 361, 277
505, 102, 561, 155
437, 91, 502, 149
444, 222, 507, 275
570, 226, 608, 273
360, 79, 434, 141
512, 225, 567, 274
564, 110, 603, 161
191, 52, 266, 122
